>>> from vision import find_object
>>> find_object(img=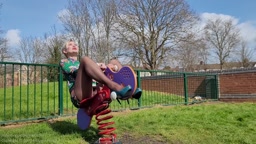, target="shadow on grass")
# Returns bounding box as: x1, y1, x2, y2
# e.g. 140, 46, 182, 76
48, 120, 100, 143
